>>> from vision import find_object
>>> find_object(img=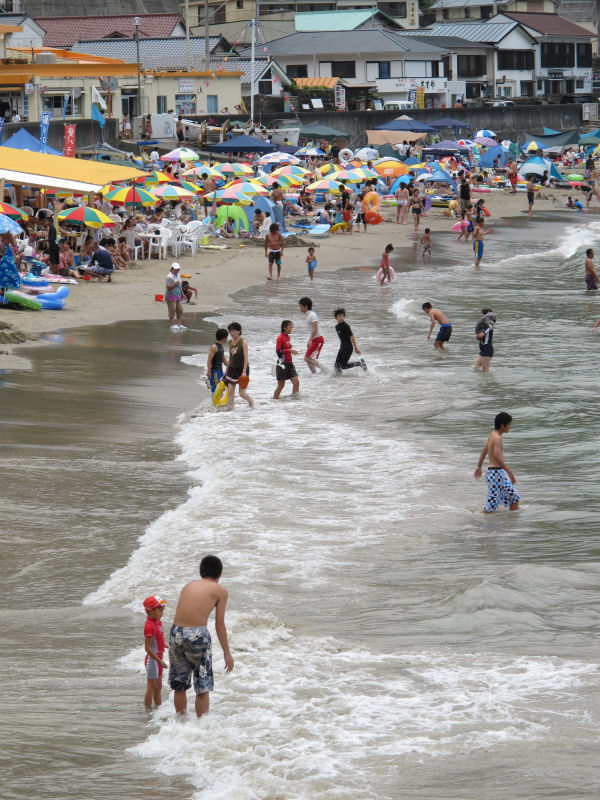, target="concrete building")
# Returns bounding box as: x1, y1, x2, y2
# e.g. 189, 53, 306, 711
429, 0, 556, 24
0, 12, 45, 47
239, 29, 465, 107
